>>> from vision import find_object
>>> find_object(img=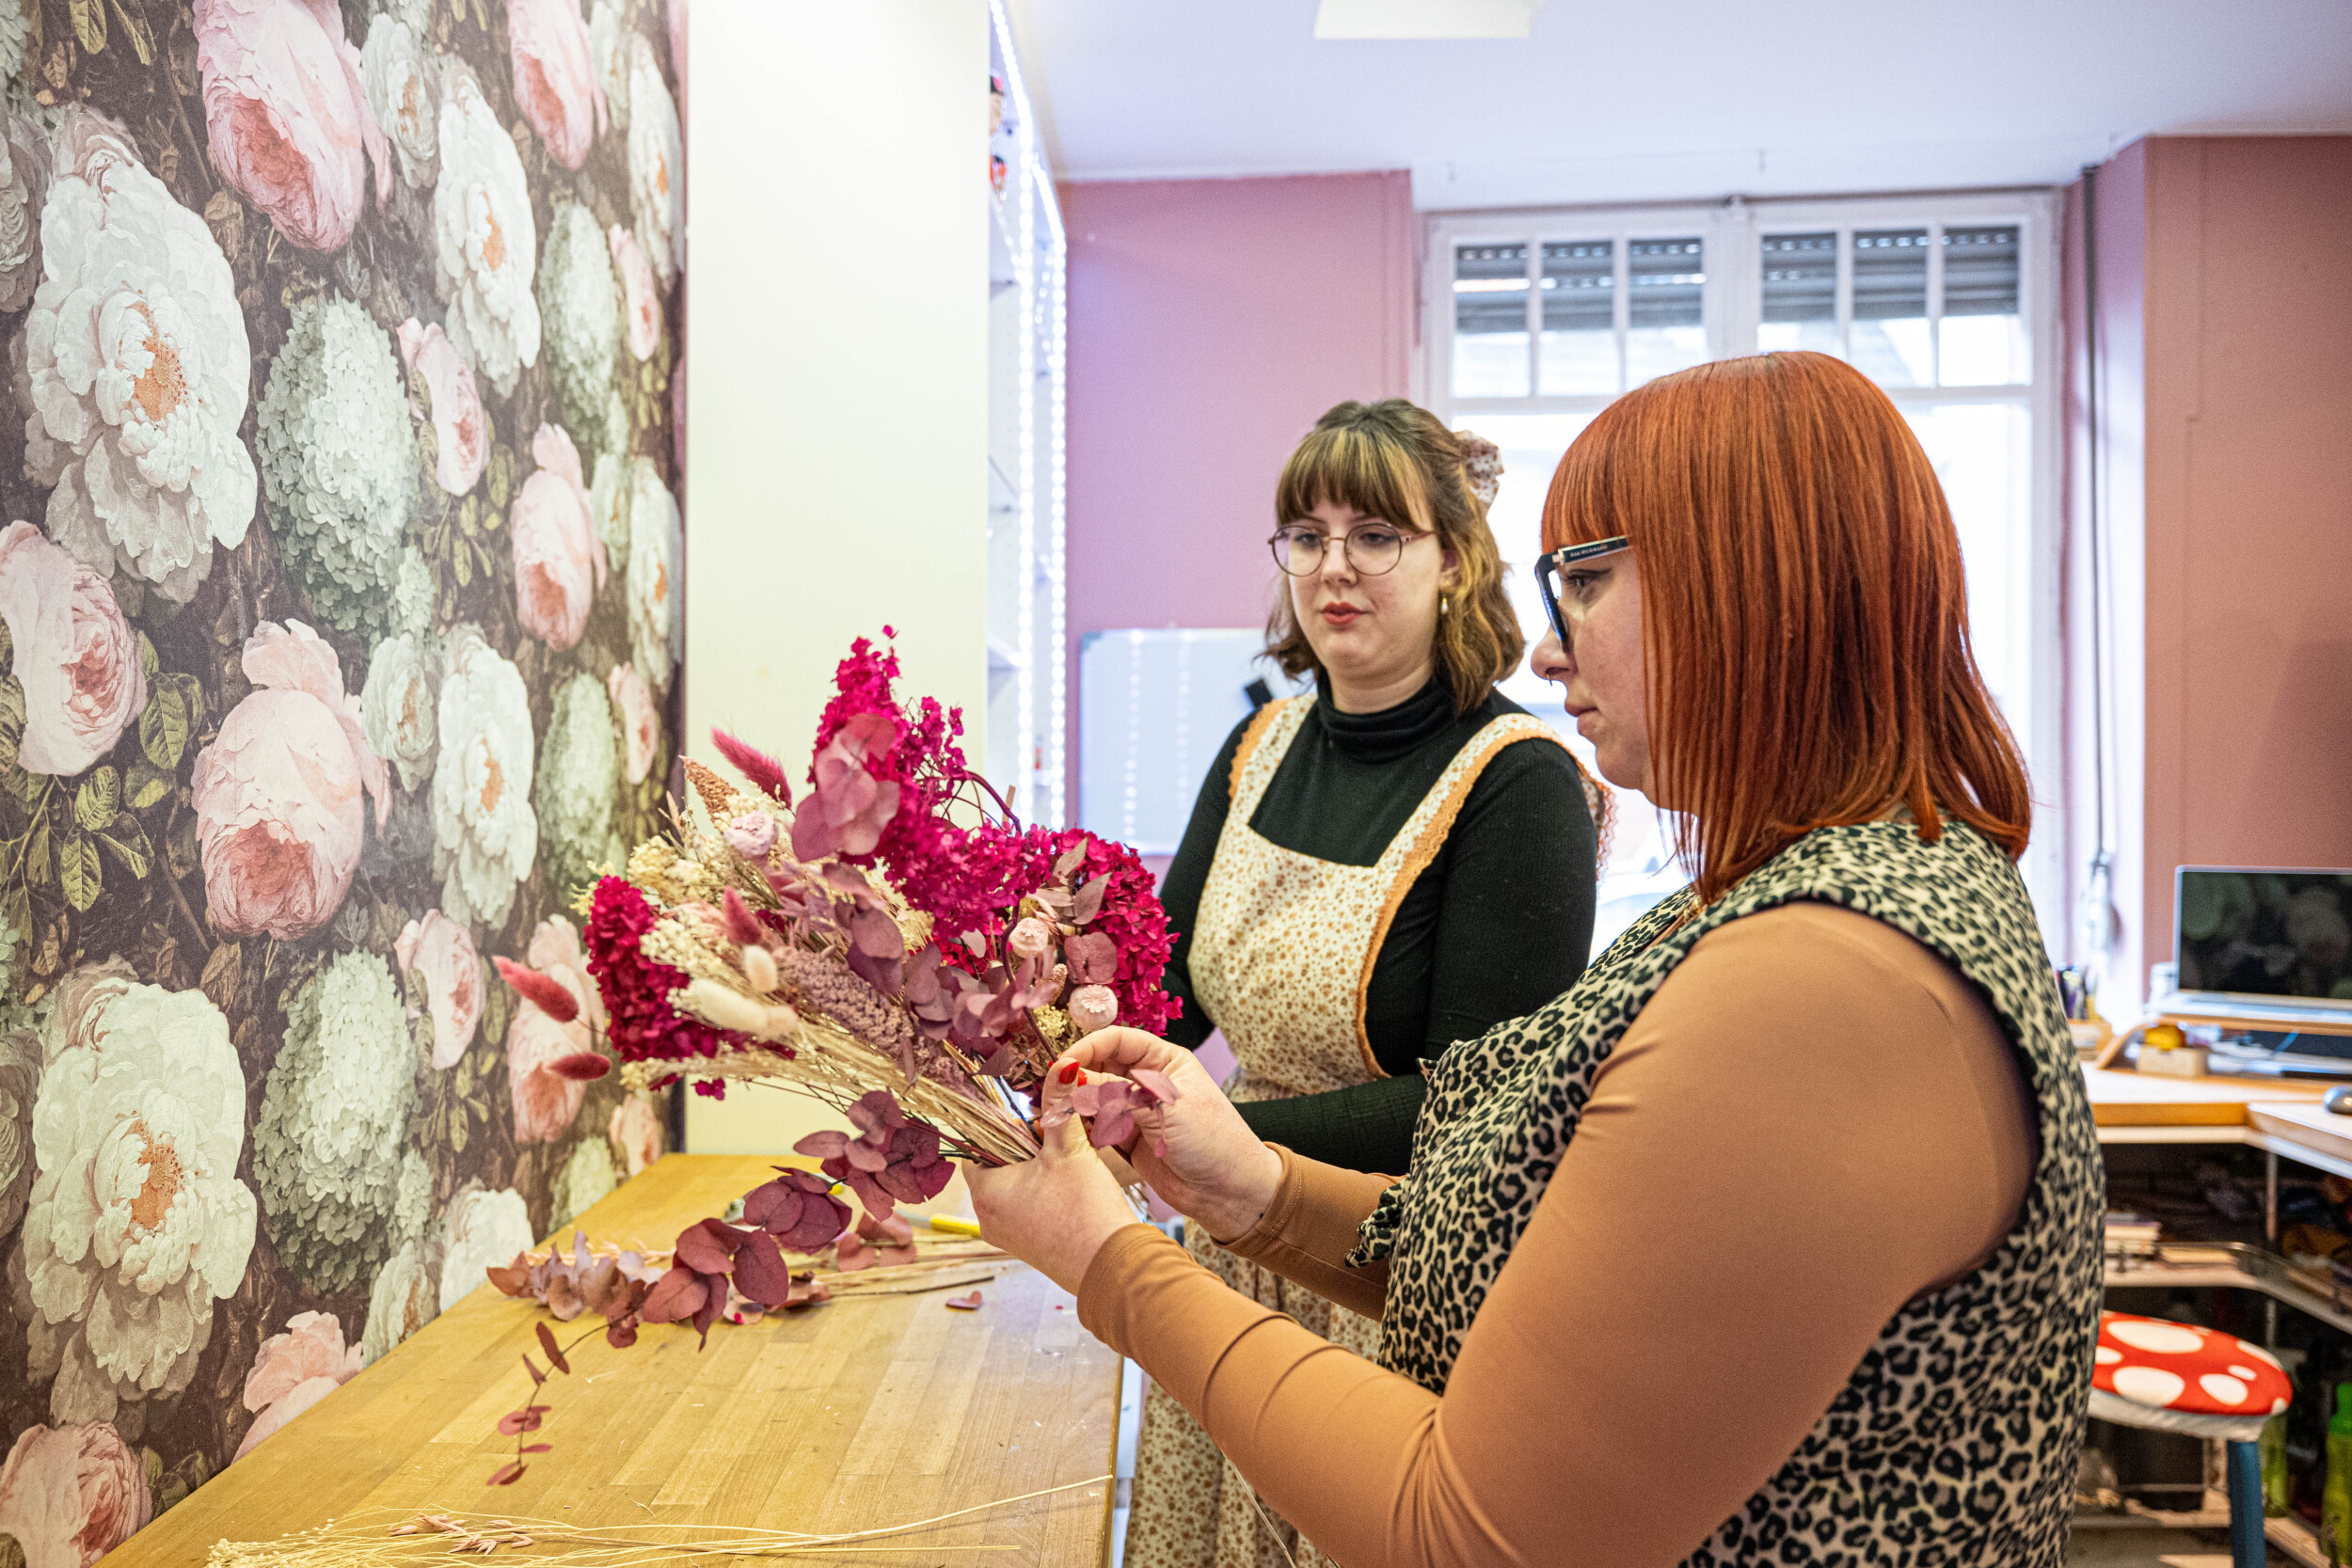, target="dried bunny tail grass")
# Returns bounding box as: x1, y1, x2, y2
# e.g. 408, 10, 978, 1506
205, 1473, 1113, 1566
